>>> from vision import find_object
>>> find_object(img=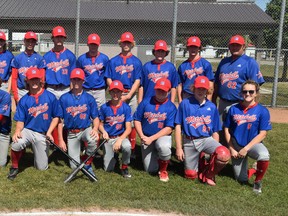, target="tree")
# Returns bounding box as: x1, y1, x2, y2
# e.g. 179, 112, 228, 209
264, 0, 288, 80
